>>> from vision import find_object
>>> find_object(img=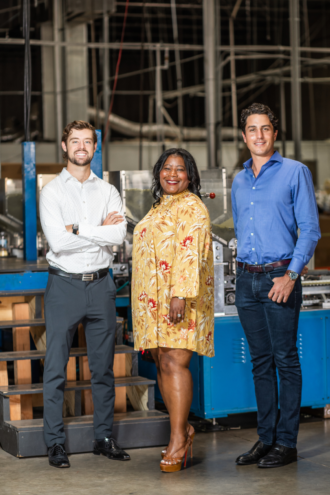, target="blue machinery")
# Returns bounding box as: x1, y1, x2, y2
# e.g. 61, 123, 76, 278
140, 311, 330, 418
1, 135, 330, 419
